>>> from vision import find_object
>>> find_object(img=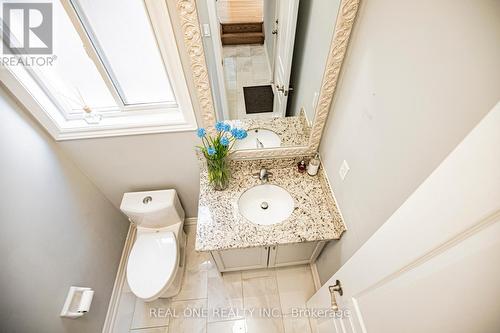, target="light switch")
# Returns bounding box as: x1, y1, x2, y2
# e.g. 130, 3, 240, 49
202, 24, 211, 37
339, 160, 350, 180
312, 92, 319, 109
